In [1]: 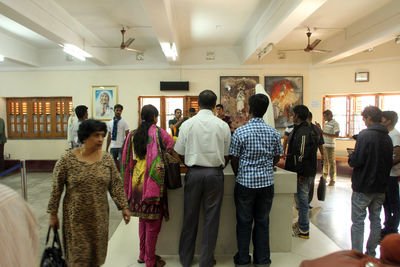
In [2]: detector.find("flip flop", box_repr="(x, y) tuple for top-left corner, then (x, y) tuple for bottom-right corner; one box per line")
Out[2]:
(137, 255), (162, 264)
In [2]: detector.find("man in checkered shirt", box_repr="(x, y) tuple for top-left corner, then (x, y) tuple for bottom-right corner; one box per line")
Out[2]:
(230, 94), (283, 267)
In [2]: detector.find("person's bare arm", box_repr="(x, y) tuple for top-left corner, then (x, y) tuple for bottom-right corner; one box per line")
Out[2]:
(273, 155), (280, 166)
(106, 133), (111, 152)
(323, 131), (340, 138)
(231, 156), (239, 176)
(393, 146), (400, 166)
(170, 117), (184, 130)
(282, 136), (289, 154)
(318, 145), (324, 157)
(224, 155), (230, 168)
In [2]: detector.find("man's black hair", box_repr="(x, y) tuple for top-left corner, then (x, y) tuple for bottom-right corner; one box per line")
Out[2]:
(114, 104), (123, 110)
(75, 105), (88, 120)
(249, 94), (269, 118)
(307, 112), (313, 120)
(174, 108), (182, 114)
(293, 105), (309, 121)
(382, 111), (398, 126)
(361, 106), (382, 123)
(323, 110), (332, 117)
(216, 104), (224, 110)
(189, 108), (196, 113)
(198, 90), (217, 109)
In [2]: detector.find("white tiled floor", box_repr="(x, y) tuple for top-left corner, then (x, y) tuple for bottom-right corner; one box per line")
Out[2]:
(103, 218), (340, 267)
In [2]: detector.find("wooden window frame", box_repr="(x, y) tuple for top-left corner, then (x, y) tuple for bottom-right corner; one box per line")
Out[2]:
(323, 92), (400, 138)
(6, 97), (72, 139)
(138, 96), (199, 129)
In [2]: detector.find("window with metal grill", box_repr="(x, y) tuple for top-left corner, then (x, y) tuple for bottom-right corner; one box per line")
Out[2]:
(6, 97), (73, 138)
(323, 93), (400, 138)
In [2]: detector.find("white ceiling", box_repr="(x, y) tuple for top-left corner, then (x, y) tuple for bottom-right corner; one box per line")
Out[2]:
(0, 0), (398, 69)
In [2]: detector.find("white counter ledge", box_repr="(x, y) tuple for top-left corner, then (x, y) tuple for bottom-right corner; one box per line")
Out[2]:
(156, 165), (297, 255)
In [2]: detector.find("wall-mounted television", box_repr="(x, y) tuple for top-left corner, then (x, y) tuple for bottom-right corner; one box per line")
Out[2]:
(160, 81), (189, 91)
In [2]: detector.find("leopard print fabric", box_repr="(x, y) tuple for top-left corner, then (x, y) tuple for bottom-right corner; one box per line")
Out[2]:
(47, 150), (128, 267)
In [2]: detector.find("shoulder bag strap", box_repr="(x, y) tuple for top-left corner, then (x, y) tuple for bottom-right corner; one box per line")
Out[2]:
(157, 127), (166, 152)
(45, 226), (51, 245)
(52, 228), (62, 248)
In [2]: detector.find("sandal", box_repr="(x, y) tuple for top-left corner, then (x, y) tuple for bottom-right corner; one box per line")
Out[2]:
(154, 258), (166, 267)
(137, 255), (162, 264)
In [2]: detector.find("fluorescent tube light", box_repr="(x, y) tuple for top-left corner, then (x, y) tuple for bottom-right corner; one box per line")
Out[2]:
(257, 43), (273, 60)
(0, 55), (4, 62)
(63, 44), (92, 61)
(161, 42), (178, 61)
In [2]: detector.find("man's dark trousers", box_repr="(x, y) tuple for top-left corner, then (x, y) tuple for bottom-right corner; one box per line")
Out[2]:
(234, 182), (274, 267)
(383, 176), (400, 234)
(179, 166), (224, 267)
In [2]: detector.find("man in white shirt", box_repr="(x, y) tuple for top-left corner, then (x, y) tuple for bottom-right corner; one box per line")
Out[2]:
(69, 105), (88, 148)
(381, 111), (400, 238)
(321, 110), (340, 186)
(175, 90), (231, 267)
(67, 107), (77, 148)
(106, 104), (129, 168)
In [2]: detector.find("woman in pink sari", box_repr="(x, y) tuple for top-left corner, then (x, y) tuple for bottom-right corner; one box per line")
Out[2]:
(122, 105), (174, 267)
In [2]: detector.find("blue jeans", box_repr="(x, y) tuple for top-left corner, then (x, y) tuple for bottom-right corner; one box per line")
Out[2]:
(383, 176), (400, 234)
(110, 147), (123, 166)
(294, 176), (311, 232)
(351, 191), (385, 256)
(234, 183), (274, 267)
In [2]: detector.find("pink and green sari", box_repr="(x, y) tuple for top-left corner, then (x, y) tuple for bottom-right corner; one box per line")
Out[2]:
(122, 124), (173, 219)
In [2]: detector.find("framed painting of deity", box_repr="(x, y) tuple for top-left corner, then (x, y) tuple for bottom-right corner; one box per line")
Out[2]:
(264, 76), (303, 128)
(220, 76), (259, 129)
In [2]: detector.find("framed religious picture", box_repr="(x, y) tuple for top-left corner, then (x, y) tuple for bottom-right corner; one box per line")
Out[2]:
(220, 76), (259, 129)
(91, 85), (118, 120)
(264, 76), (303, 128)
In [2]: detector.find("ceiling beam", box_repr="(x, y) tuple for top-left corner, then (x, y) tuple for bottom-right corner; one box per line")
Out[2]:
(0, 0), (110, 65)
(0, 30), (39, 66)
(141, 0), (181, 64)
(312, 1), (400, 65)
(241, 0), (327, 64)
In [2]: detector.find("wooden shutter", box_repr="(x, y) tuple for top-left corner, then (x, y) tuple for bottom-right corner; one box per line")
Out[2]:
(6, 97), (72, 138)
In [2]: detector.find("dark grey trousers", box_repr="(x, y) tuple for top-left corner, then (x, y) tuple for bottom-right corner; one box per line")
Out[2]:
(179, 166), (224, 267)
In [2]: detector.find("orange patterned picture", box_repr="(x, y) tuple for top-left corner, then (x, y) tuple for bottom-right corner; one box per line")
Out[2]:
(265, 76), (303, 128)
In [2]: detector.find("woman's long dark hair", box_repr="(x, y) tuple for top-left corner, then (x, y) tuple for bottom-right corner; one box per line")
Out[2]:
(133, 105), (159, 159)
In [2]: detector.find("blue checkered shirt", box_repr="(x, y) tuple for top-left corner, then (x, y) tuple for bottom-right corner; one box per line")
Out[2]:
(230, 118), (283, 188)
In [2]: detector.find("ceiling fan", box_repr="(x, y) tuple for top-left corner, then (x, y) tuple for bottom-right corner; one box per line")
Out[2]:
(280, 28), (331, 53)
(119, 27), (143, 52)
(93, 27), (143, 52)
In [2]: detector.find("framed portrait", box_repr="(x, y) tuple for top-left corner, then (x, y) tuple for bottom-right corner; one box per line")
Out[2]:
(264, 76), (303, 128)
(220, 76), (259, 129)
(91, 85), (118, 120)
(355, 72), (369, 82)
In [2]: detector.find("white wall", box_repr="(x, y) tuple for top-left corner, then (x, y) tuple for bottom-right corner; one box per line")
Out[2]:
(0, 66), (308, 159)
(308, 59), (400, 155)
(1, 58), (399, 160)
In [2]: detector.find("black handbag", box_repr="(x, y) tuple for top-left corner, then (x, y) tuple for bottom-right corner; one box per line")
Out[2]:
(40, 227), (66, 267)
(158, 129), (182, 189)
(317, 176), (326, 201)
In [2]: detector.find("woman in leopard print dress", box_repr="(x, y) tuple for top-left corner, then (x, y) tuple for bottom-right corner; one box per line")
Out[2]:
(48, 119), (130, 267)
